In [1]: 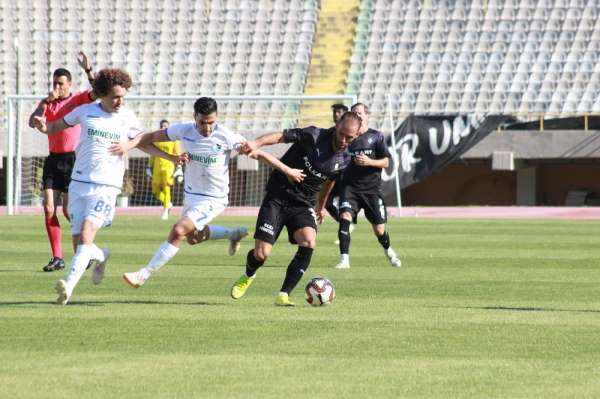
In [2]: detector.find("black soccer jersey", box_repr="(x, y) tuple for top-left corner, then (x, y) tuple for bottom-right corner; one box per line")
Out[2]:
(264, 126), (352, 206)
(341, 128), (390, 193)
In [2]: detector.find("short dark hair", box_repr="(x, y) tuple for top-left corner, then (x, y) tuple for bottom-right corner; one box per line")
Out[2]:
(331, 103), (348, 112)
(194, 97), (218, 115)
(159, 119), (169, 125)
(351, 102), (369, 114)
(92, 68), (132, 97)
(53, 68), (72, 82)
(339, 111), (362, 126)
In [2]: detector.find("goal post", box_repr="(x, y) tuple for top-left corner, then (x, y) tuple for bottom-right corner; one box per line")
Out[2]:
(4, 94), (357, 215)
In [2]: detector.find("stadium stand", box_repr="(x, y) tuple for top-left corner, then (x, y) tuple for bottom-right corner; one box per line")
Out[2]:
(0, 0), (319, 133)
(346, 0), (600, 130)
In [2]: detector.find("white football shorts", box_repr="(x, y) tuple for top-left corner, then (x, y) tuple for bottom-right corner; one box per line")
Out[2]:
(68, 181), (120, 234)
(182, 194), (227, 231)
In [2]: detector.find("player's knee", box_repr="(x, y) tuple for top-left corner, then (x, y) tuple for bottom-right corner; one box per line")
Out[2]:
(43, 203), (55, 217)
(372, 223), (385, 236)
(172, 223), (189, 240)
(340, 212), (353, 221)
(296, 238), (316, 248)
(253, 246), (271, 262)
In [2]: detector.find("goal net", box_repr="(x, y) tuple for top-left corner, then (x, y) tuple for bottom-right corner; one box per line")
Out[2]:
(4, 94), (356, 214)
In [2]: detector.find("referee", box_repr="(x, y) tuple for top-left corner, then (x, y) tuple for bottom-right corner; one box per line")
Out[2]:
(27, 52), (96, 272)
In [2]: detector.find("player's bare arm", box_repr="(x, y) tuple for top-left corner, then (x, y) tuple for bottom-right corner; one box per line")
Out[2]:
(28, 90), (59, 128)
(240, 132), (285, 153)
(248, 149), (306, 183)
(108, 129), (169, 155)
(139, 143), (188, 165)
(31, 116), (70, 135)
(354, 154), (389, 169)
(315, 180), (336, 224)
(77, 51), (98, 100)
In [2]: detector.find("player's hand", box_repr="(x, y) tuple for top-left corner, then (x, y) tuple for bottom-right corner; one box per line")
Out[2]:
(354, 154), (372, 167)
(240, 140), (258, 154)
(172, 165), (184, 183)
(284, 167), (306, 184)
(316, 208), (326, 224)
(77, 51), (91, 71)
(108, 141), (133, 156)
(145, 167), (152, 179)
(31, 116), (47, 132)
(173, 153), (189, 165)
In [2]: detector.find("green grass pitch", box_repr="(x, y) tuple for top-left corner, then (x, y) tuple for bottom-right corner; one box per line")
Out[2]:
(1, 215), (600, 398)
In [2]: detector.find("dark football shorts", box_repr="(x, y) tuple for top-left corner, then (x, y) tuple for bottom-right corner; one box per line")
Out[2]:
(42, 152), (76, 193)
(254, 194), (318, 245)
(339, 190), (387, 225)
(325, 191), (340, 222)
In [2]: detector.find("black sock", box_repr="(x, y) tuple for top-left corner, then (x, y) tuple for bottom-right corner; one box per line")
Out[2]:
(280, 247), (314, 294)
(245, 249), (264, 277)
(377, 231), (391, 250)
(338, 219), (351, 254)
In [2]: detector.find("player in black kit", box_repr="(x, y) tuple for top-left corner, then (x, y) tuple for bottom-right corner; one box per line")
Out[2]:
(324, 104), (355, 239)
(335, 103), (401, 269)
(230, 112), (361, 306)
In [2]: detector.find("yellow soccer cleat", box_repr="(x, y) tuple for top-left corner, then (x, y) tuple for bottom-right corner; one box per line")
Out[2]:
(230, 274), (254, 299)
(274, 292), (295, 307)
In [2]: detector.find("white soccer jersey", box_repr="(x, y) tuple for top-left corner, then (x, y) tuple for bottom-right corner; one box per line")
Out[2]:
(64, 103), (143, 189)
(166, 122), (245, 199)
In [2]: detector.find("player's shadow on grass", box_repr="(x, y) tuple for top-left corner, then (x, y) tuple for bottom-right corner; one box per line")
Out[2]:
(456, 305), (600, 314)
(0, 300), (223, 307)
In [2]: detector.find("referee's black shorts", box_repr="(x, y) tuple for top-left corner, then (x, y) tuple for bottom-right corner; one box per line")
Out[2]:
(42, 152), (75, 193)
(253, 194), (318, 245)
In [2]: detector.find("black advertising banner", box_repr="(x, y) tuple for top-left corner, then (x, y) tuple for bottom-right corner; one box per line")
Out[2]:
(381, 114), (515, 193)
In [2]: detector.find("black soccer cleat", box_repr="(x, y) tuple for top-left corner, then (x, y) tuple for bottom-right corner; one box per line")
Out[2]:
(42, 257), (65, 272)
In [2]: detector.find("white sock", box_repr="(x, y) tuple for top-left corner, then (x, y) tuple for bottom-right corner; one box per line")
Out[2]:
(142, 241), (179, 276)
(89, 244), (106, 262)
(65, 244), (93, 292)
(340, 254), (350, 263)
(208, 225), (234, 240)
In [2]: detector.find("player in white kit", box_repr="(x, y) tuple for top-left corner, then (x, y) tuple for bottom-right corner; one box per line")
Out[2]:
(117, 97), (305, 288)
(32, 68), (186, 305)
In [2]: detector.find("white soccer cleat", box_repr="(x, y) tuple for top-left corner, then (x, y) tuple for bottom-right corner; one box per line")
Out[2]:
(91, 248), (110, 285)
(160, 203), (173, 220)
(334, 260), (350, 269)
(385, 248), (402, 268)
(228, 227), (248, 256)
(160, 208), (169, 220)
(122, 271), (147, 288)
(55, 279), (72, 305)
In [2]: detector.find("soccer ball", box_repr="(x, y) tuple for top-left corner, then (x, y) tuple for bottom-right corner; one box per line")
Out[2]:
(305, 277), (335, 306)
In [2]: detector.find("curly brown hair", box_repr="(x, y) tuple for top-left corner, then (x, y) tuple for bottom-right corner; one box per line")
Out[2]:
(92, 68), (133, 97)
